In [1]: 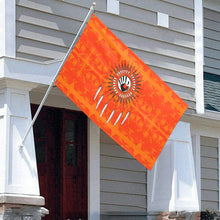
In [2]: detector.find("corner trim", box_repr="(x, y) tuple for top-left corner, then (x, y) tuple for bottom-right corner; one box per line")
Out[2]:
(195, 0), (204, 114)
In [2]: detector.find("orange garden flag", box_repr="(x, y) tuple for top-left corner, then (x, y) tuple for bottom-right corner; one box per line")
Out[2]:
(55, 14), (188, 170)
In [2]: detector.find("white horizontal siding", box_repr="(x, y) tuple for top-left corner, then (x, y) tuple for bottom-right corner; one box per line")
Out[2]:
(201, 136), (219, 211)
(16, 0), (195, 113)
(100, 131), (147, 213)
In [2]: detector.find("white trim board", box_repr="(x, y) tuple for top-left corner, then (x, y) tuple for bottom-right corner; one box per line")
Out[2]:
(192, 135), (201, 210)
(0, 57), (61, 86)
(88, 119), (100, 220)
(195, 0), (204, 114)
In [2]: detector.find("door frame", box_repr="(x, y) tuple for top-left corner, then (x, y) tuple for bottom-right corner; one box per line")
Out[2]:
(87, 119), (100, 220)
(31, 104), (101, 220)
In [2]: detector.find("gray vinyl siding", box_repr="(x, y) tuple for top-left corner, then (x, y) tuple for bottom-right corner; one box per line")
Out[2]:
(204, 8), (220, 112)
(16, 0), (195, 113)
(201, 136), (219, 211)
(204, 8), (220, 76)
(100, 130), (147, 214)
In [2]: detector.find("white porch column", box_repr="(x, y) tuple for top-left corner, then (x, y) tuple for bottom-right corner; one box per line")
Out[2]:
(0, 85), (45, 219)
(88, 119), (100, 220)
(0, 87), (39, 195)
(148, 121), (199, 212)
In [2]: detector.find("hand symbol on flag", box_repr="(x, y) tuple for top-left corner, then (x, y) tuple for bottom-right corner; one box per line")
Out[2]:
(93, 62), (142, 127)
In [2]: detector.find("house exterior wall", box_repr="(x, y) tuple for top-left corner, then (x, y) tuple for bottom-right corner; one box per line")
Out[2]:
(100, 131), (147, 214)
(0, 0), (218, 218)
(200, 136), (219, 210)
(16, 0), (196, 114)
(15, 1), (198, 215)
(201, 4), (220, 213)
(204, 7), (220, 112)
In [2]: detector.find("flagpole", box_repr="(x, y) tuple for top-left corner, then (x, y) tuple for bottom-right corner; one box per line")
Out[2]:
(19, 2), (96, 148)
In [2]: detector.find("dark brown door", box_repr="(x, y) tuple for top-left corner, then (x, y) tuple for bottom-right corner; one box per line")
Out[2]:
(32, 106), (88, 220)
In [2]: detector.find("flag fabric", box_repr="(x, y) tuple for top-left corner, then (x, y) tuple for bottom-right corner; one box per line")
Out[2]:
(55, 14), (188, 170)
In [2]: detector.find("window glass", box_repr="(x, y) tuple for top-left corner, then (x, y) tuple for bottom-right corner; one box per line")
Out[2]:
(65, 119), (78, 143)
(65, 143), (77, 166)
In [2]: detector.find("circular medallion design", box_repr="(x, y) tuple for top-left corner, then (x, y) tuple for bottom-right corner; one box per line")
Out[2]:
(106, 62), (142, 104)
